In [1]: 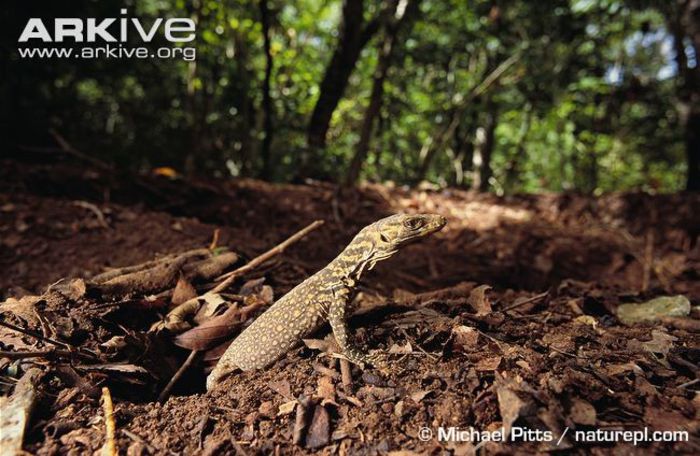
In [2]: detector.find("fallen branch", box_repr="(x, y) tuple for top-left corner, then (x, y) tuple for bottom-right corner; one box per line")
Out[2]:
(73, 200), (109, 229)
(49, 128), (112, 171)
(212, 220), (324, 294)
(0, 349), (76, 359)
(90, 248), (241, 299)
(158, 350), (201, 403)
(91, 248), (211, 284)
(501, 291), (549, 313)
(339, 359), (353, 393)
(91, 251), (205, 296)
(0, 368), (42, 455)
(0, 320), (99, 361)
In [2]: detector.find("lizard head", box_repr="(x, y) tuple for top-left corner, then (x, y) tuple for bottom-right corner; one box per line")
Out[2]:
(369, 213), (447, 255)
(339, 213), (447, 277)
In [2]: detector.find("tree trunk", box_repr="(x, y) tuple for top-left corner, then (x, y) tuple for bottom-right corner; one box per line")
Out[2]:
(504, 106), (531, 191)
(232, 29), (256, 176)
(449, 112), (477, 187)
(687, 109), (700, 191)
(345, 0), (421, 185)
(682, 0), (700, 190)
(668, 0), (700, 190)
(472, 100), (498, 192)
(184, 0), (202, 176)
(259, 0), (274, 179)
(302, 0), (381, 176)
(413, 52), (519, 183)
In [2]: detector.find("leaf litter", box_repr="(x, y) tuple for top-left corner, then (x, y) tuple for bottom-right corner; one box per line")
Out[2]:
(0, 171), (698, 454)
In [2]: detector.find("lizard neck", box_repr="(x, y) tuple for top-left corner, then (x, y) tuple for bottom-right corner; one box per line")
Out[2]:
(327, 233), (395, 284)
(327, 252), (368, 285)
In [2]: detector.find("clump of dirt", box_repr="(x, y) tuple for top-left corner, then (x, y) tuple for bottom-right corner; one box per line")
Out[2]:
(0, 160), (699, 454)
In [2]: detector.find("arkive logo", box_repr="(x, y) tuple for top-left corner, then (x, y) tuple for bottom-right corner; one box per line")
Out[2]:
(18, 9), (195, 43)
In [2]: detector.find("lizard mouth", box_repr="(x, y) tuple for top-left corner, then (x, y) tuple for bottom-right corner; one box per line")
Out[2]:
(420, 214), (447, 233)
(430, 215), (448, 232)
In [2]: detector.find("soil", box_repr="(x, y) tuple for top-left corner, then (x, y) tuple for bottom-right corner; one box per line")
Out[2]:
(1, 158), (698, 454)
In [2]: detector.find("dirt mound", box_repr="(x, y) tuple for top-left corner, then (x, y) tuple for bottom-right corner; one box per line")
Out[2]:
(1, 161), (698, 454)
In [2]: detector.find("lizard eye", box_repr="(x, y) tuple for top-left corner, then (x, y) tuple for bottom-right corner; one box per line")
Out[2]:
(380, 233), (391, 243)
(403, 218), (424, 230)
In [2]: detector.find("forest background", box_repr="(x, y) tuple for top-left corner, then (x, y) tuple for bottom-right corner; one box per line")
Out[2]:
(3, 0), (699, 193)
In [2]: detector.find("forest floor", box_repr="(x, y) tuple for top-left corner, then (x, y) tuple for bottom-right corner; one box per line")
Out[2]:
(1, 158), (699, 455)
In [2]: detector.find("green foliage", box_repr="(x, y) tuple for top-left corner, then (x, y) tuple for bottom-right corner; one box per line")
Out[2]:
(5, 0), (688, 192)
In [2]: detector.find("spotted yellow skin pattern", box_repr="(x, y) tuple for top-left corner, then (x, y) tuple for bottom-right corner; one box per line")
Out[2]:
(206, 213), (446, 390)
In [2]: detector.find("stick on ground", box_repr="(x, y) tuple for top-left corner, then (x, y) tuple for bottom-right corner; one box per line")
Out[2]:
(158, 350), (201, 403)
(101, 387), (117, 456)
(211, 220), (324, 294)
(0, 321), (99, 361)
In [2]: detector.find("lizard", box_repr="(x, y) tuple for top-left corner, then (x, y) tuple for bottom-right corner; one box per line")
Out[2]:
(206, 213), (447, 390)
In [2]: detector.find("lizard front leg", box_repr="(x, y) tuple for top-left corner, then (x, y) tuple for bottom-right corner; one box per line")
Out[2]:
(328, 298), (385, 368)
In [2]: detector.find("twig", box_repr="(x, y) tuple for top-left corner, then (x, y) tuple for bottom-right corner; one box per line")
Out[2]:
(398, 328), (438, 361)
(212, 220), (324, 294)
(677, 378), (699, 389)
(0, 320), (99, 361)
(501, 291), (549, 312)
(209, 228), (221, 250)
(340, 359), (353, 393)
(158, 350), (200, 403)
(549, 345), (586, 359)
(0, 349), (73, 359)
(101, 387), (117, 456)
(49, 128), (111, 170)
(73, 200), (109, 229)
(230, 435), (250, 456)
(121, 429), (158, 454)
(659, 316), (700, 332)
(313, 363), (341, 380)
(642, 230), (653, 291)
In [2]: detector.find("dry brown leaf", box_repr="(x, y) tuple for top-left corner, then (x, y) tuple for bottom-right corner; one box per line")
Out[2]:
(175, 304), (250, 351)
(100, 336), (127, 352)
(627, 330), (677, 356)
(268, 380), (292, 400)
(66, 279), (87, 300)
(317, 376), (336, 402)
(278, 400), (297, 416)
(495, 374), (527, 439)
(467, 284), (492, 315)
(569, 398), (596, 425)
(193, 293), (228, 324)
(78, 363), (150, 374)
(515, 359), (531, 371)
(451, 325), (479, 351)
(0, 295), (42, 326)
(302, 337), (337, 353)
(409, 390), (432, 403)
(392, 289), (416, 302)
(475, 356), (502, 371)
(259, 285), (274, 305)
(171, 276), (197, 306)
(388, 342), (413, 354)
(239, 278), (266, 296)
(305, 404), (331, 449)
(604, 362), (642, 376)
